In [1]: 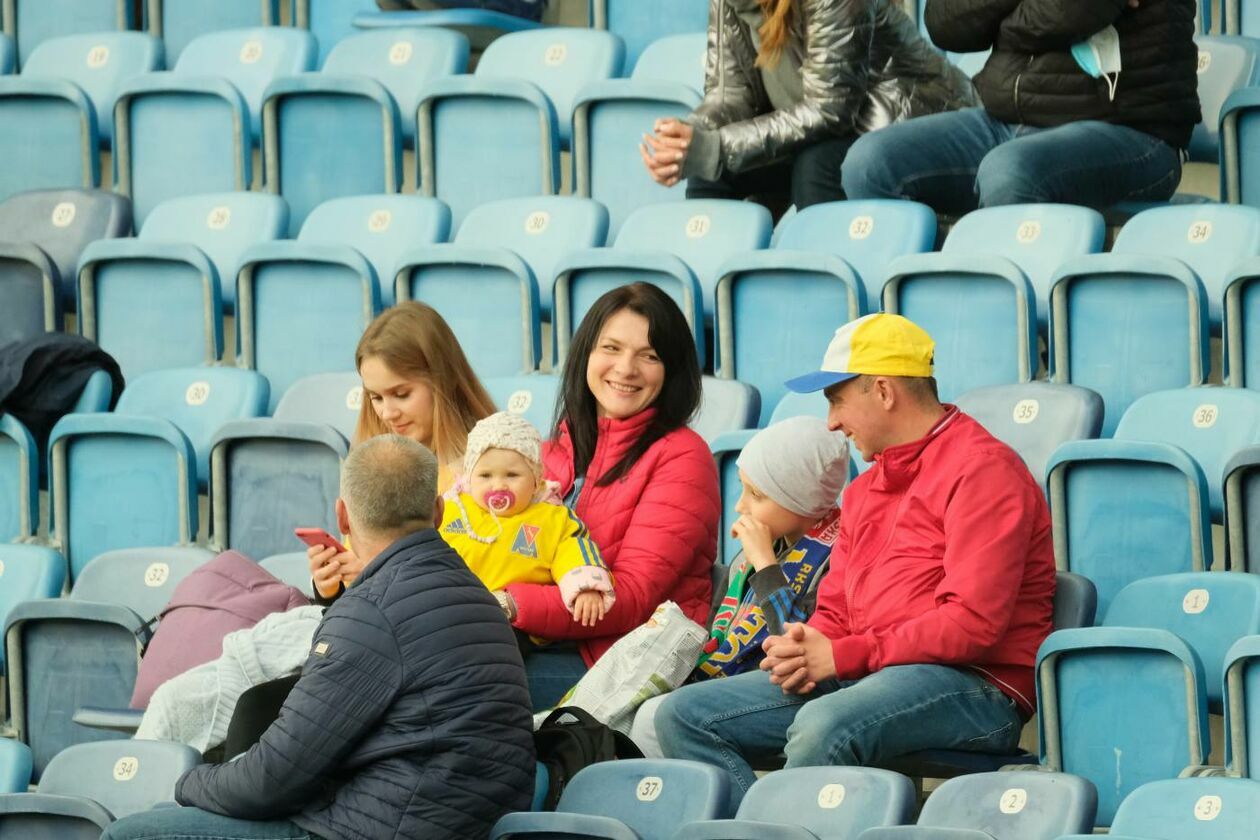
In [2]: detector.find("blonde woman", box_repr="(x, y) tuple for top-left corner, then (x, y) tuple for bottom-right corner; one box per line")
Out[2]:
(309, 302), (497, 601)
(641, 0), (975, 209)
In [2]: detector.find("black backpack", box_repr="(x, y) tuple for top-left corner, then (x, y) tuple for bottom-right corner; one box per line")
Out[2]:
(533, 706), (643, 810)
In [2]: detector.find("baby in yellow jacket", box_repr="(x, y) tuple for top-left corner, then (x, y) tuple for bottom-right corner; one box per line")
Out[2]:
(442, 411), (614, 626)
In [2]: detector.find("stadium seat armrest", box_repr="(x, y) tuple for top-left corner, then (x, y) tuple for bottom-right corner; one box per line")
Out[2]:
(0, 792), (115, 828)
(573, 79), (702, 110)
(490, 811), (641, 840)
(674, 818), (820, 839)
(73, 705), (146, 733)
(709, 429), (758, 458)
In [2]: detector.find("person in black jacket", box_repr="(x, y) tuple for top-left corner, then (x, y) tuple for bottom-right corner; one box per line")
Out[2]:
(104, 435), (536, 840)
(839, 0), (1201, 211)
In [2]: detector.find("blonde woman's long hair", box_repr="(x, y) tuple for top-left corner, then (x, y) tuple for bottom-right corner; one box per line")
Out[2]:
(757, 0), (795, 68)
(354, 302), (496, 467)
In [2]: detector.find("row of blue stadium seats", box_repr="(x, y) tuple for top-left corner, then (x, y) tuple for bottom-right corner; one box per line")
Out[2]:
(2, 23), (1256, 233)
(10, 185), (1260, 437)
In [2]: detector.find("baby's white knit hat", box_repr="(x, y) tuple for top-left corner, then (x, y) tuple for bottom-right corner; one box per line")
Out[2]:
(463, 411), (543, 478)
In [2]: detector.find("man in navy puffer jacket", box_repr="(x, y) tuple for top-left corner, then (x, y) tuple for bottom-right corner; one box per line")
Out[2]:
(105, 435), (536, 840)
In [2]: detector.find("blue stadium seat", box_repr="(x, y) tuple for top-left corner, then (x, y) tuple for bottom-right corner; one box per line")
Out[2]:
(490, 758), (731, 839)
(0, 545), (66, 676)
(857, 772), (1096, 840)
(1047, 387), (1260, 614)
(555, 199), (773, 367)
(114, 27), (316, 224)
(592, 0), (708, 75)
(0, 739), (31, 794)
(1225, 446), (1260, 572)
(1191, 37), (1260, 168)
(676, 766), (915, 840)
(0, 414), (38, 541)
(297, 0), (379, 65)
(1058, 778), (1260, 840)
(417, 28), (623, 224)
(0, 78), (98, 201)
(209, 373), (362, 560)
(692, 377), (760, 444)
(146, 0), (280, 64)
(321, 28), (468, 147)
(73, 369), (115, 413)
(709, 392), (835, 565)
(78, 193), (288, 379)
(260, 551), (315, 597)
(573, 33), (706, 234)
(1036, 626), (1210, 825)
(884, 205), (1104, 399)
(71, 546), (214, 623)
(237, 197), (450, 408)
(0, 33), (13, 73)
(1222, 248), (1260, 388)
(1050, 206), (1260, 434)
(948, 49), (991, 78)
(49, 367), (269, 580)
(15, 33), (162, 146)
(0, 739), (201, 834)
(0, 187), (132, 319)
(396, 197), (607, 374)
(716, 201), (936, 424)
(0, 0), (133, 68)
(954, 382), (1104, 485)
(1106, 572), (1260, 712)
(1226, 0), (1260, 36)
(483, 374), (561, 436)
(260, 78), (401, 237)
(3, 599), (150, 779)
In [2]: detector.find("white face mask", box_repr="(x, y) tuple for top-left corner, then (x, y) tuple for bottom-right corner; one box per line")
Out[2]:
(1071, 25), (1122, 101)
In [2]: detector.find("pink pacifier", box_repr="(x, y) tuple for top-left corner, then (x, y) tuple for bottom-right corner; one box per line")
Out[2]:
(486, 490), (516, 513)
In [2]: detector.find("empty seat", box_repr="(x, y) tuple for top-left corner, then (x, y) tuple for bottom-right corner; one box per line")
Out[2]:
(209, 373), (364, 560)
(691, 377), (760, 444)
(490, 758), (731, 839)
(573, 33), (706, 234)
(396, 196), (607, 374)
(677, 766), (915, 839)
(0, 739), (31, 794)
(0, 188), (132, 325)
(0, 739), (201, 835)
(717, 201), (936, 423)
(417, 28), (623, 224)
(78, 192), (289, 379)
(1192, 36), (1260, 168)
(114, 27), (317, 224)
(483, 374), (561, 436)
(1226, 446), (1260, 572)
(1035, 626), (1210, 824)
(954, 382), (1103, 484)
(147, 0), (281, 64)
(236, 196), (451, 409)
(1050, 205), (1260, 434)
(0, 545), (66, 677)
(1047, 386), (1260, 614)
(296, 0), (380, 65)
(259, 551), (316, 597)
(556, 199), (773, 366)
(321, 28), (468, 147)
(49, 367), (269, 579)
(4, 599), (150, 778)
(594, 0), (708, 74)
(883, 204), (1105, 399)
(1057, 777), (1260, 840)
(71, 546), (214, 623)
(0, 415), (37, 541)
(857, 772), (1097, 840)
(1, 0), (134, 68)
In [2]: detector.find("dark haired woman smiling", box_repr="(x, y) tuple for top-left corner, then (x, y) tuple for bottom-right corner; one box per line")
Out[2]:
(495, 283), (720, 709)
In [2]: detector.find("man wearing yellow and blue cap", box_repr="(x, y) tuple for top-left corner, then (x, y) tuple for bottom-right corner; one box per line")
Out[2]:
(657, 314), (1055, 799)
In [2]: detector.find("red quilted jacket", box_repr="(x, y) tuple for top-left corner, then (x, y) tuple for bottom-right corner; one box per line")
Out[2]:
(507, 408), (719, 665)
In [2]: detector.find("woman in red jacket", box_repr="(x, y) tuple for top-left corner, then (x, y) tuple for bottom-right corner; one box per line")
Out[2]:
(496, 283), (721, 710)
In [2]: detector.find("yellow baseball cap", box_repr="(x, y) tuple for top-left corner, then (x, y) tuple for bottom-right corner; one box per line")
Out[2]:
(785, 313), (935, 393)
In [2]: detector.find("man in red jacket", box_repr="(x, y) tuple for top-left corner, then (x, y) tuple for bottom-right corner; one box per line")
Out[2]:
(656, 313), (1055, 799)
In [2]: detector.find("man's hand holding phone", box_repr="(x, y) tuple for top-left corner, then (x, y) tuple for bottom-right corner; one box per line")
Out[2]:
(297, 528), (363, 599)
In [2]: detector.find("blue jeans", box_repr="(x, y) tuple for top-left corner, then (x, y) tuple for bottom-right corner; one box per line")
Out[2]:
(841, 107), (1183, 212)
(523, 644), (588, 711)
(101, 807), (316, 839)
(656, 665), (1023, 803)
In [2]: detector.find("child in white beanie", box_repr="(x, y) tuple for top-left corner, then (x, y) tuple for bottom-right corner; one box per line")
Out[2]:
(442, 411), (615, 626)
